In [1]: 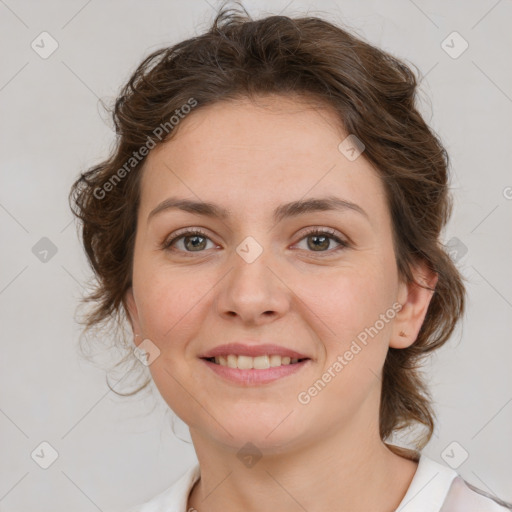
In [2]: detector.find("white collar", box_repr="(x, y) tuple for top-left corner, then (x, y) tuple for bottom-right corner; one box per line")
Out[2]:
(395, 454), (458, 512)
(129, 453), (459, 512)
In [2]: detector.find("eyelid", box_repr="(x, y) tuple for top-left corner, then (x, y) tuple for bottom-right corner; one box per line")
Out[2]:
(297, 225), (345, 240)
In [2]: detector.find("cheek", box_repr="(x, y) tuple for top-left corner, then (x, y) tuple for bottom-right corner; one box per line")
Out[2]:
(135, 268), (206, 343)
(296, 261), (397, 342)
(295, 268), (394, 415)
(295, 260), (397, 405)
(132, 251), (231, 371)
(132, 264), (211, 418)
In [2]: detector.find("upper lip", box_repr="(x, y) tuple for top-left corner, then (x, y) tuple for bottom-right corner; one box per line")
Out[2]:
(199, 343), (310, 359)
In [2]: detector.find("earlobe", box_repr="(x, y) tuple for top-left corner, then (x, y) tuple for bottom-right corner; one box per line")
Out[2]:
(390, 261), (438, 349)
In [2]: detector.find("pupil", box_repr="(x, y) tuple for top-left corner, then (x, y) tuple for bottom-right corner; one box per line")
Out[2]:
(308, 235), (328, 251)
(187, 235), (206, 251)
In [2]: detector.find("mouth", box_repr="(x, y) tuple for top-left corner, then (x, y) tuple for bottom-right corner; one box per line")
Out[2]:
(200, 355), (312, 386)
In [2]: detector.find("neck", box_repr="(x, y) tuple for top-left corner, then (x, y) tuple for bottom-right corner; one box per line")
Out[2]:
(187, 419), (418, 512)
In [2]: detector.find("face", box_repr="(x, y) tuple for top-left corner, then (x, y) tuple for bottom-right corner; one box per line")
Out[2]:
(125, 95), (436, 455)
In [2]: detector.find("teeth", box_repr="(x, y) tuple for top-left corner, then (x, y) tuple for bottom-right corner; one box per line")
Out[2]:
(213, 354), (302, 369)
(237, 355), (254, 369)
(270, 355), (283, 367)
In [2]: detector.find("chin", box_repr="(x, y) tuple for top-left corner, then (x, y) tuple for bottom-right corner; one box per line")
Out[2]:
(200, 414), (311, 455)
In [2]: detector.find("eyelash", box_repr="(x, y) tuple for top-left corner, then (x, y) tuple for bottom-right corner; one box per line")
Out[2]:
(161, 227), (349, 256)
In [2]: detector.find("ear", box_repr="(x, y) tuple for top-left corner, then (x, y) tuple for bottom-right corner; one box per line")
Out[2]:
(390, 260), (438, 349)
(124, 287), (142, 347)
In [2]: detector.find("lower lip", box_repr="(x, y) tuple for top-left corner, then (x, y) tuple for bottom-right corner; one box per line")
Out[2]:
(200, 358), (311, 385)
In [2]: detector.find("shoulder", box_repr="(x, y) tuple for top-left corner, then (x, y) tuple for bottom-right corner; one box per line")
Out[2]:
(106, 463), (201, 512)
(396, 454), (512, 512)
(440, 476), (512, 512)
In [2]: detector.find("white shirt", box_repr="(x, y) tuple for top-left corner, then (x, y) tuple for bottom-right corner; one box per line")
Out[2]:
(120, 454), (511, 511)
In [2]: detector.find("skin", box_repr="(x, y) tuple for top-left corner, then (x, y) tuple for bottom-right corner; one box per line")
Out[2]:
(125, 95), (438, 512)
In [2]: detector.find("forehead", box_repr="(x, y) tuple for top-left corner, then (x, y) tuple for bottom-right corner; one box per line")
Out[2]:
(146, 95), (346, 167)
(138, 96), (388, 226)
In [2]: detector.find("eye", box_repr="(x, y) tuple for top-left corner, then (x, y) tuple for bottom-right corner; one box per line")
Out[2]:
(162, 228), (217, 254)
(161, 227), (349, 256)
(293, 227), (348, 254)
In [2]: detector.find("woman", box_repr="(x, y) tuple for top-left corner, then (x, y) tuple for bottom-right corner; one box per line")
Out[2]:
(70, 4), (512, 511)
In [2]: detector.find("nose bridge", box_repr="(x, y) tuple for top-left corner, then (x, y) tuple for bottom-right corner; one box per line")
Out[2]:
(215, 233), (288, 323)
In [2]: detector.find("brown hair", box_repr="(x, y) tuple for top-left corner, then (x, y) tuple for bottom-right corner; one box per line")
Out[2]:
(70, 2), (465, 453)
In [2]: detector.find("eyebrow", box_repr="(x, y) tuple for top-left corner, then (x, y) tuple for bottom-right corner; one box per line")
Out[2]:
(147, 195), (369, 224)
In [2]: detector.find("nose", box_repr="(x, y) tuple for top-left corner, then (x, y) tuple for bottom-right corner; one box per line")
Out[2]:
(214, 244), (290, 326)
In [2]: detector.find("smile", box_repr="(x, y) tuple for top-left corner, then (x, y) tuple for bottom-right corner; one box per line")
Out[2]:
(200, 356), (311, 386)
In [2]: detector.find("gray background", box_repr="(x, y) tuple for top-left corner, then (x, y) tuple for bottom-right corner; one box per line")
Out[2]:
(1, 0), (511, 510)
